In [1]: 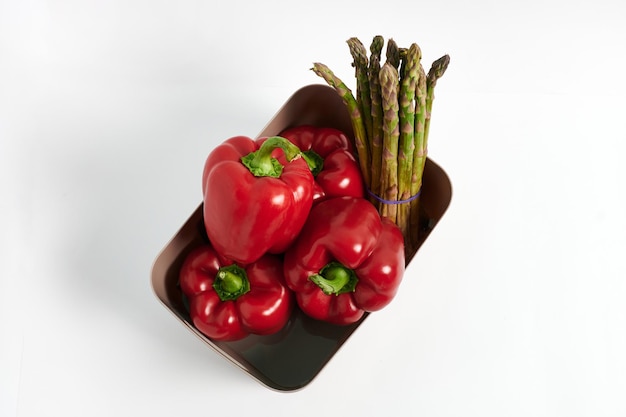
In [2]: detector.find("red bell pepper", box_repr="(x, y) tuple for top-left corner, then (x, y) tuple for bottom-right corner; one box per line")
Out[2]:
(179, 244), (294, 341)
(275, 125), (364, 202)
(283, 196), (405, 325)
(202, 135), (314, 264)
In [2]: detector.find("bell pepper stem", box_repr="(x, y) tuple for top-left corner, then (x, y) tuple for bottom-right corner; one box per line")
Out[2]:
(301, 149), (324, 177)
(213, 264), (250, 301)
(241, 136), (304, 178)
(309, 261), (358, 296)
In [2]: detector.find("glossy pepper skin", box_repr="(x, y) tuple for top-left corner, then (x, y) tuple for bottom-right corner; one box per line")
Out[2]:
(283, 196), (405, 325)
(202, 135), (314, 264)
(274, 125), (364, 202)
(179, 244), (294, 341)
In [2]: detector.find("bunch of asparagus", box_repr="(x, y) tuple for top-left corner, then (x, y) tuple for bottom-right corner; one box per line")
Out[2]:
(312, 36), (449, 254)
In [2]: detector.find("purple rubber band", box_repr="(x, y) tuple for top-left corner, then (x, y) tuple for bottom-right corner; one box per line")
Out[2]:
(366, 189), (421, 205)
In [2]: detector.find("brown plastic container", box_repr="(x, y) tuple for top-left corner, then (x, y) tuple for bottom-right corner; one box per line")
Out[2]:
(151, 84), (452, 392)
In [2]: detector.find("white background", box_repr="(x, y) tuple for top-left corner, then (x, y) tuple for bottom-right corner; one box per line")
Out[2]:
(2, 1), (625, 416)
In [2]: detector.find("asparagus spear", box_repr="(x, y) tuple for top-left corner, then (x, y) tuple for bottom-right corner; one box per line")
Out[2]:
(347, 37), (373, 145)
(311, 62), (371, 188)
(409, 65), (428, 251)
(412, 65), (428, 194)
(378, 61), (400, 222)
(424, 54), (451, 151)
(409, 55), (450, 249)
(368, 35), (385, 207)
(396, 43), (421, 238)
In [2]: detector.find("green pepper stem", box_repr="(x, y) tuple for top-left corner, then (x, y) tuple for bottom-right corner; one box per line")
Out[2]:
(241, 136), (303, 178)
(309, 261), (358, 296)
(213, 264), (250, 301)
(301, 149), (324, 177)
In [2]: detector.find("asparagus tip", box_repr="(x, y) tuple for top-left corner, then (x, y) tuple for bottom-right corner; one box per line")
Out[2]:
(370, 35), (384, 54)
(347, 37), (368, 66)
(427, 54), (451, 82)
